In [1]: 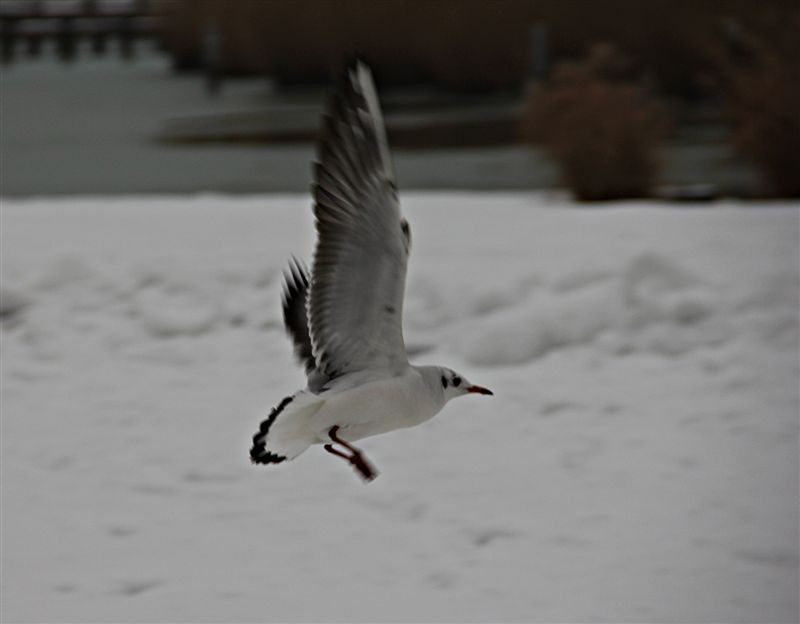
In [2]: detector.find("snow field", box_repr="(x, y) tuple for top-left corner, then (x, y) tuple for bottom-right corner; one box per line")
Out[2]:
(1, 193), (798, 622)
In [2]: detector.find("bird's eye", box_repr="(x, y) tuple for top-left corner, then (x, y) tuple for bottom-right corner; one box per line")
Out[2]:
(452, 376), (461, 387)
(441, 375), (447, 388)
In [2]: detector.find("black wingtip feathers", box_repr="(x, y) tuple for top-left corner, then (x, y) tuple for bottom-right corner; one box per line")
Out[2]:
(249, 395), (294, 466)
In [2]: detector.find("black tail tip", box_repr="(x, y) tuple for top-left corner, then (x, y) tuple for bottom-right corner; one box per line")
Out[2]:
(250, 446), (287, 466)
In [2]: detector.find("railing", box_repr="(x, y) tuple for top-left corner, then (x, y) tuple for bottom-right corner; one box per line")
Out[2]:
(1, 0), (163, 62)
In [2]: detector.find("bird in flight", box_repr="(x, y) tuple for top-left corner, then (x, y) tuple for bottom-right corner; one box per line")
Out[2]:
(250, 60), (493, 482)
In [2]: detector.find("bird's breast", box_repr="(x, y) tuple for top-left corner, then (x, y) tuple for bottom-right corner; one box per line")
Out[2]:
(310, 370), (443, 442)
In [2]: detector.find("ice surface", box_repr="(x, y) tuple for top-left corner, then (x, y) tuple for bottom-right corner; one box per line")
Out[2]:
(1, 193), (798, 622)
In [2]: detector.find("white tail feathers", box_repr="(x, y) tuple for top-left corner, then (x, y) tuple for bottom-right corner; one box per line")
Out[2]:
(250, 391), (322, 465)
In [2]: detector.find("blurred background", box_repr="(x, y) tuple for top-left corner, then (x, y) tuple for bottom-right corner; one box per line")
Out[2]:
(2, 2), (799, 623)
(2, 0), (798, 198)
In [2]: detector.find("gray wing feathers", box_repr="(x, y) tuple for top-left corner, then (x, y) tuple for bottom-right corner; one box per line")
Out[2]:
(281, 257), (315, 375)
(309, 60), (409, 380)
(353, 61), (395, 183)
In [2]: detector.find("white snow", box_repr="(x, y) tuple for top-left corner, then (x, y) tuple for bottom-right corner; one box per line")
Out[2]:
(1, 192), (798, 623)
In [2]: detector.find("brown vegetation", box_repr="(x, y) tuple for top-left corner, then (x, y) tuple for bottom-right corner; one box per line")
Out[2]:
(520, 44), (670, 201)
(706, 9), (800, 197)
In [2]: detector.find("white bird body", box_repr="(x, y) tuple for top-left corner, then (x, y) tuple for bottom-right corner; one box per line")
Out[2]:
(250, 60), (491, 481)
(310, 367), (444, 442)
(256, 367), (447, 462)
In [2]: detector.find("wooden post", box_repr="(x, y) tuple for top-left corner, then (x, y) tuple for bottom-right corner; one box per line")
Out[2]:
(91, 22), (108, 56)
(26, 27), (43, 58)
(56, 17), (77, 62)
(202, 18), (222, 96)
(83, 0), (104, 55)
(528, 23), (549, 81)
(1, 17), (17, 63)
(119, 16), (133, 59)
(26, 0), (44, 58)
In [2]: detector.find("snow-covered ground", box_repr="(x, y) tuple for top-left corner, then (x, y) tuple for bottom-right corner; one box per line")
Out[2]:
(1, 193), (798, 623)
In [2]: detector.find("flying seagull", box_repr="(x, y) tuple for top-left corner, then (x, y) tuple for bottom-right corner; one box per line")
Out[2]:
(250, 60), (492, 482)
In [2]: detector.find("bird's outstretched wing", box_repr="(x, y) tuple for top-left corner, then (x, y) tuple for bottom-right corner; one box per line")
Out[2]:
(281, 257), (315, 375)
(309, 60), (409, 380)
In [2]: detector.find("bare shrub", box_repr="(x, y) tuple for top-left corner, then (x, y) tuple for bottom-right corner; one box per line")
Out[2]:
(707, 11), (800, 197)
(521, 44), (670, 201)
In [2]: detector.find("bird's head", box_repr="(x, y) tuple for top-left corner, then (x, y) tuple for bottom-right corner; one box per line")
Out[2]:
(438, 367), (493, 402)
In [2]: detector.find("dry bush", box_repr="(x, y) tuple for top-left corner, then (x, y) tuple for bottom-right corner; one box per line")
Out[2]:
(707, 10), (800, 197)
(521, 44), (670, 201)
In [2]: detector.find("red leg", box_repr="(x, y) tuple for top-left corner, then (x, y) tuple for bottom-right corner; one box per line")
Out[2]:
(329, 425), (359, 454)
(324, 444), (351, 461)
(325, 427), (378, 482)
(350, 453), (378, 482)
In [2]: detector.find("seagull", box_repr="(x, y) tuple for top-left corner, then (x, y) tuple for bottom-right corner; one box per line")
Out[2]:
(249, 60), (493, 482)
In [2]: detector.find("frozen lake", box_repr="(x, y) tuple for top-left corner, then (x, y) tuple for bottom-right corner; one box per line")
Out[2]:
(1, 44), (761, 197)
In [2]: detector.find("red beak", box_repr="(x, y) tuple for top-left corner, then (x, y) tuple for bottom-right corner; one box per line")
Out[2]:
(467, 385), (493, 396)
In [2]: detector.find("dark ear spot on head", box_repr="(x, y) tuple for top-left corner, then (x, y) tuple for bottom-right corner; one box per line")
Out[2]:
(452, 376), (461, 387)
(441, 375), (447, 389)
